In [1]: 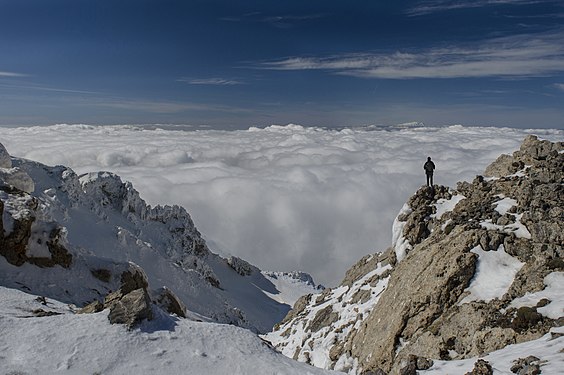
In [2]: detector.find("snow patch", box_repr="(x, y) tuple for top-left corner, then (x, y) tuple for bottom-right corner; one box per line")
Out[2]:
(460, 245), (524, 304)
(509, 272), (564, 320)
(392, 203), (412, 262)
(431, 193), (465, 219)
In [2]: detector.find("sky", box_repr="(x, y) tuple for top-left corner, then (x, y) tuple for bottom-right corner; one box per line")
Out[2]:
(1, 124), (562, 286)
(0, 0), (563, 129)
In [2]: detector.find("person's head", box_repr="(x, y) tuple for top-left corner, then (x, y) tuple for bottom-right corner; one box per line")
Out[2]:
(427, 157), (431, 161)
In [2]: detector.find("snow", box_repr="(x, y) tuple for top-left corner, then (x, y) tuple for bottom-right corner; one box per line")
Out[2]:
(392, 203), (412, 262)
(509, 272), (564, 320)
(431, 193), (465, 219)
(421, 326), (564, 375)
(261, 271), (323, 306)
(480, 196), (531, 239)
(493, 196), (517, 215)
(460, 245), (524, 304)
(0, 286), (336, 375)
(264, 261), (392, 374)
(1, 124), (561, 286)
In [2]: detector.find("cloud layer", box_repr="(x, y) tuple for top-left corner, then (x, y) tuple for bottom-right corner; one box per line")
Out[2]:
(0, 124), (561, 286)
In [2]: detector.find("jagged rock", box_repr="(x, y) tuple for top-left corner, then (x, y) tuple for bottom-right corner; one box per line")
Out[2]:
(155, 287), (187, 318)
(510, 356), (541, 375)
(0, 143), (11, 168)
(227, 256), (258, 276)
(119, 266), (149, 294)
(0, 197), (72, 268)
(108, 288), (153, 329)
(465, 359), (493, 375)
(307, 305), (338, 332)
(78, 300), (104, 314)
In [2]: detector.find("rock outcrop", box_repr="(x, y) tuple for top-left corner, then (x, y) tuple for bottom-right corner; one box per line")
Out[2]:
(265, 136), (563, 374)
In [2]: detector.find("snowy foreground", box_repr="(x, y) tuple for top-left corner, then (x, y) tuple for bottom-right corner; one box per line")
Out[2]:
(0, 286), (335, 375)
(2, 285), (562, 375)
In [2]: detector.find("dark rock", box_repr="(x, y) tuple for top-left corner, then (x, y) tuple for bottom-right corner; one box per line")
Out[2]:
(32, 308), (62, 317)
(77, 300), (104, 314)
(511, 307), (543, 333)
(465, 359), (493, 375)
(155, 287), (187, 318)
(91, 268), (112, 283)
(510, 356), (541, 375)
(119, 267), (148, 294)
(108, 288), (153, 329)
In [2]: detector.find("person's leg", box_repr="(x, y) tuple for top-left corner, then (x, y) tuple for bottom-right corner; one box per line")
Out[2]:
(426, 174), (430, 186)
(430, 174), (433, 186)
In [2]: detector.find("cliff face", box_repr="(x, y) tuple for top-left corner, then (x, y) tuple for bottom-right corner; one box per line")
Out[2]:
(265, 135), (563, 374)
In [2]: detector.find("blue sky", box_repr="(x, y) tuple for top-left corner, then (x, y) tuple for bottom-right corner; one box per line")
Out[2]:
(1, 0), (563, 129)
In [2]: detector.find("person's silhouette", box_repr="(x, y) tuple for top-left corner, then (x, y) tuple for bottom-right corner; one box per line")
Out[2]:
(424, 157), (435, 186)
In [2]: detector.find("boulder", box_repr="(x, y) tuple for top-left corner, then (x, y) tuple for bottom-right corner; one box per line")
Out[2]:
(108, 288), (153, 328)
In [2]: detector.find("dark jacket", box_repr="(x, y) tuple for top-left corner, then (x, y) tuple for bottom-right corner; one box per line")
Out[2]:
(424, 160), (435, 174)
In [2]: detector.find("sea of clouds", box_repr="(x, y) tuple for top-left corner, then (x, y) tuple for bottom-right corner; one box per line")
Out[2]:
(0, 124), (561, 286)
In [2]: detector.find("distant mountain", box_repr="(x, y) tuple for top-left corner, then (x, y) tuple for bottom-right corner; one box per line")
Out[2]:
(264, 135), (564, 374)
(0, 142), (320, 334)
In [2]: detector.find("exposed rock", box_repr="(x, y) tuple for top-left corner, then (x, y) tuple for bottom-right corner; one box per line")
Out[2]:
(108, 288), (153, 329)
(510, 356), (541, 375)
(119, 266), (149, 295)
(307, 305), (338, 332)
(227, 256), (258, 276)
(154, 287), (187, 318)
(465, 359), (493, 375)
(0, 143), (11, 168)
(77, 300), (104, 314)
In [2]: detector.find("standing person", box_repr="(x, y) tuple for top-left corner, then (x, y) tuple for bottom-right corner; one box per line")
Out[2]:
(424, 157), (435, 186)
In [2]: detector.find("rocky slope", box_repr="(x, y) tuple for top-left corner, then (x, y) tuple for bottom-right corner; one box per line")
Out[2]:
(0, 142), (319, 333)
(264, 135), (563, 374)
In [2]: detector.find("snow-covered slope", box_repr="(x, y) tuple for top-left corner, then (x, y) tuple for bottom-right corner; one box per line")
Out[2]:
(0, 286), (336, 375)
(0, 142), (319, 333)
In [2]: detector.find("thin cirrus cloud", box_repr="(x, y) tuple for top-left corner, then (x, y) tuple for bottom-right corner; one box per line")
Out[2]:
(257, 31), (564, 80)
(406, 0), (549, 16)
(554, 83), (564, 91)
(178, 77), (245, 86)
(0, 71), (27, 77)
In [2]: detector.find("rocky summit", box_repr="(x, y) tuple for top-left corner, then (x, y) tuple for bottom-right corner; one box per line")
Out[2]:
(264, 135), (563, 374)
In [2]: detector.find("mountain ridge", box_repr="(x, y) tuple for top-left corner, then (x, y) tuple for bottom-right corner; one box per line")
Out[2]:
(0, 142), (320, 334)
(264, 135), (564, 374)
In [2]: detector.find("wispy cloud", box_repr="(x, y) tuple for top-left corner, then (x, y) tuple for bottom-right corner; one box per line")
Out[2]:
(0, 83), (99, 95)
(92, 98), (252, 115)
(257, 30), (564, 79)
(407, 0), (548, 16)
(220, 12), (326, 28)
(177, 77), (244, 86)
(554, 83), (564, 91)
(0, 71), (28, 77)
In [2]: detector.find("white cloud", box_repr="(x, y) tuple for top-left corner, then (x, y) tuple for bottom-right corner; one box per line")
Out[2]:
(178, 78), (245, 86)
(0, 124), (562, 286)
(407, 0), (548, 17)
(555, 83), (564, 91)
(258, 31), (564, 79)
(0, 71), (27, 77)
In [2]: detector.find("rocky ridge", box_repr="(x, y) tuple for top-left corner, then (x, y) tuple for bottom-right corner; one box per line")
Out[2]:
(264, 135), (563, 374)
